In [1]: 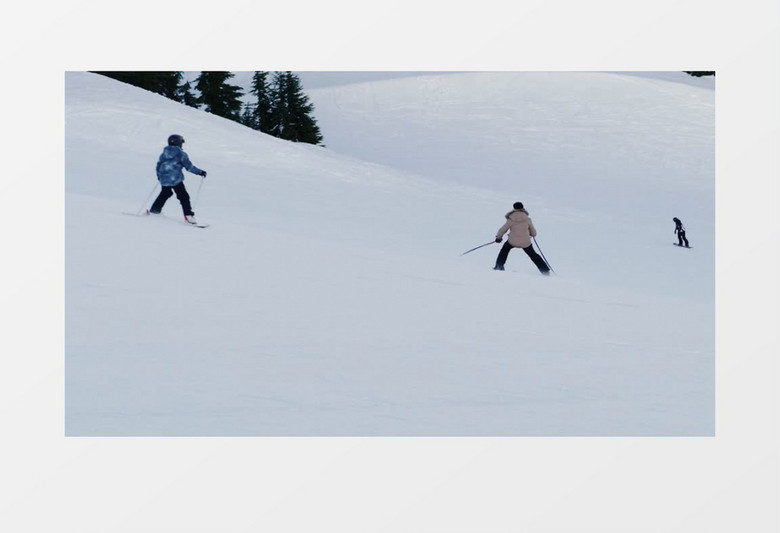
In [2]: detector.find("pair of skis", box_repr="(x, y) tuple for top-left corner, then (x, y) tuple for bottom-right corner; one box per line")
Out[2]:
(122, 211), (209, 229)
(126, 177), (209, 228)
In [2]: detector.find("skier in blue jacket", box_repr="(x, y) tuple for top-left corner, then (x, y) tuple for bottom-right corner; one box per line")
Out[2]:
(149, 134), (207, 224)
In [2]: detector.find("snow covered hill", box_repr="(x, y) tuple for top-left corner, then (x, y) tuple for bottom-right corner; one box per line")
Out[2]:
(65, 71), (714, 436)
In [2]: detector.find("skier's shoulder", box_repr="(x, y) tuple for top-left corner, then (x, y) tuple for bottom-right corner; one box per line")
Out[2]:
(505, 209), (530, 222)
(179, 147), (193, 162)
(162, 145), (187, 156)
(160, 145), (180, 158)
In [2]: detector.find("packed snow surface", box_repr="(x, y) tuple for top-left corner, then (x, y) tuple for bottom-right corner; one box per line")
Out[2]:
(65, 71), (714, 435)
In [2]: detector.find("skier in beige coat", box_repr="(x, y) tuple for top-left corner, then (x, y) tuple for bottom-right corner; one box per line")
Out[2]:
(493, 202), (550, 274)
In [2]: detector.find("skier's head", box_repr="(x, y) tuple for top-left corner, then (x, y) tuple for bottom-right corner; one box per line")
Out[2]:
(673, 217), (680, 223)
(168, 134), (185, 147)
(513, 202), (524, 210)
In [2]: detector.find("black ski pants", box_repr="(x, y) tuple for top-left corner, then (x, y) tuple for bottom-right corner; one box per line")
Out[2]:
(150, 182), (193, 216)
(495, 242), (550, 274)
(677, 230), (689, 247)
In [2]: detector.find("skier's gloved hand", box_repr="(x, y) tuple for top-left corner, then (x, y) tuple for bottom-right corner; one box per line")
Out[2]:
(200, 171), (207, 177)
(495, 237), (502, 243)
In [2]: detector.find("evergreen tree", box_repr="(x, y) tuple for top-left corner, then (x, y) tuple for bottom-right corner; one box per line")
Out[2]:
(194, 71), (245, 121)
(270, 71), (323, 145)
(93, 71), (184, 101)
(249, 71), (275, 134)
(156, 72), (183, 100)
(96, 70), (323, 143)
(177, 80), (199, 108)
(240, 102), (258, 129)
(269, 72), (290, 139)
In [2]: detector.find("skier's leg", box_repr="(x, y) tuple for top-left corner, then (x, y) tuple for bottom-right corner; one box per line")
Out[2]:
(150, 186), (173, 213)
(682, 231), (689, 247)
(172, 182), (193, 216)
(494, 242), (513, 270)
(523, 245), (550, 274)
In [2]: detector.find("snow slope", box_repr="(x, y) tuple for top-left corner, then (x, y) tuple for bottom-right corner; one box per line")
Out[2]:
(65, 71), (714, 436)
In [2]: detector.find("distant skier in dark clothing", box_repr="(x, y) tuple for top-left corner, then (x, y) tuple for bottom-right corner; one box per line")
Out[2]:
(149, 134), (207, 225)
(494, 202), (550, 275)
(673, 217), (689, 247)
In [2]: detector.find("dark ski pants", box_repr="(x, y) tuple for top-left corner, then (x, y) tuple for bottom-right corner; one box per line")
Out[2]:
(677, 230), (689, 247)
(495, 242), (550, 274)
(150, 182), (193, 217)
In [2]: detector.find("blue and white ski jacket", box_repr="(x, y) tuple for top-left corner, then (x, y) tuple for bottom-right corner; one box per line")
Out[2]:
(155, 146), (203, 187)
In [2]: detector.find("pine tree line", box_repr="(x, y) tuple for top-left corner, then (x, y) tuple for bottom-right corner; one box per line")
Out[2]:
(240, 72), (323, 145)
(93, 71), (323, 145)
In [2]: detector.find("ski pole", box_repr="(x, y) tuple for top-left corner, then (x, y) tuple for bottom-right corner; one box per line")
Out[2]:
(461, 241), (497, 256)
(192, 176), (205, 210)
(136, 182), (159, 215)
(532, 236), (555, 274)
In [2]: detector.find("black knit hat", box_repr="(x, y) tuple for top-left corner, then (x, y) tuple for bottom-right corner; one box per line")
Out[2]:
(513, 202), (524, 210)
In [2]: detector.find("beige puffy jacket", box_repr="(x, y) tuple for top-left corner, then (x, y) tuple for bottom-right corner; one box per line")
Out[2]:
(496, 209), (537, 248)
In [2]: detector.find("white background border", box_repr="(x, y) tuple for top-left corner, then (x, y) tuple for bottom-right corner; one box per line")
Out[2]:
(2, 1), (778, 531)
